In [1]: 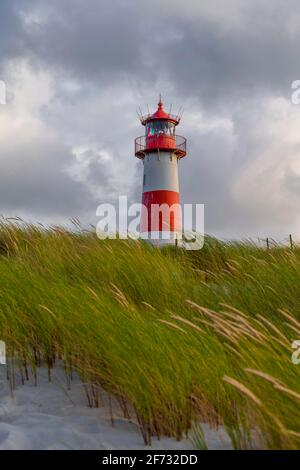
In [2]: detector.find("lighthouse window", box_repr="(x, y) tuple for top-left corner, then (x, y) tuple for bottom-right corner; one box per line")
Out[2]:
(159, 121), (174, 134)
(158, 121), (165, 134)
(168, 122), (175, 135)
(146, 123), (155, 136)
(146, 121), (176, 136)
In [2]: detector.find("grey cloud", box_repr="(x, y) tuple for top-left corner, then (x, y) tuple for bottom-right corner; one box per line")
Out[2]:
(17, 0), (147, 85)
(0, 1), (25, 69)
(0, 137), (94, 218)
(1, 0), (300, 238)
(15, 0), (300, 108)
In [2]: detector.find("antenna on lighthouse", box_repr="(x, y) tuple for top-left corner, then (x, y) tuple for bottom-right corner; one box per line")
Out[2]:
(176, 106), (184, 122)
(137, 106), (144, 123)
(136, 107), (144, 123)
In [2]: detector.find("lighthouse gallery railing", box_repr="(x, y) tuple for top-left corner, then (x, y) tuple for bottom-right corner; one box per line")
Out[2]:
(135, 135), (187, 158)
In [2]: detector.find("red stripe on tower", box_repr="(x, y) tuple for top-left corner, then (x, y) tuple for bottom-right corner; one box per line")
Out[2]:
(141, 190), (181, 233)
(135, 97), (187, 244)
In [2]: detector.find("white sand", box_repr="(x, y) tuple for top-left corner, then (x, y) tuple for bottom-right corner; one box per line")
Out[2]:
(0, 365), (232, 450)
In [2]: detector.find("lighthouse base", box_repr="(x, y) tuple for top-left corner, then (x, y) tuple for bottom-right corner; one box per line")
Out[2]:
(140, 231), (183, 247)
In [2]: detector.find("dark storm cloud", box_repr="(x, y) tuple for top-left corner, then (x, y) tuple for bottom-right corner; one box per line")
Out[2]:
(154, 12), (298, 110)
(0, 137), (96, 219)
(13, 0), (300, 107)
(0, 0), (24, 68)
(1, 0), (300, 237)
(17, 0), (148, 84)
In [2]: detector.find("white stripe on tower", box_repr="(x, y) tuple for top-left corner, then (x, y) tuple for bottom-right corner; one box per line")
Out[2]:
(143, 152), (179, 193)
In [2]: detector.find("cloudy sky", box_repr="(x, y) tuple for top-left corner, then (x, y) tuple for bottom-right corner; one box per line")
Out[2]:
(1, 0), (300, 239)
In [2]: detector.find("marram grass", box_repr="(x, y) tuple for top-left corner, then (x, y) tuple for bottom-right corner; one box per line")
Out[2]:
(0, 221), (300, 449)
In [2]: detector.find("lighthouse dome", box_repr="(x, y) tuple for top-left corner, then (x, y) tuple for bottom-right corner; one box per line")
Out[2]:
(150, 98), (171, 120)
(140, 97), (180, 126)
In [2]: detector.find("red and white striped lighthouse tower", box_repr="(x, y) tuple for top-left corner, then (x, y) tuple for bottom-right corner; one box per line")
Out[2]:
(135, 97), (187, 244)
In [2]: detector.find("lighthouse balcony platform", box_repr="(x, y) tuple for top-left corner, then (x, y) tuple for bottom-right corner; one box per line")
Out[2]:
(135, 135), (187, 159)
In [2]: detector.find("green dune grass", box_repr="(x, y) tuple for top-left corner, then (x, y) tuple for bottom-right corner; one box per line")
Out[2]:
(0, 221), (300, 449)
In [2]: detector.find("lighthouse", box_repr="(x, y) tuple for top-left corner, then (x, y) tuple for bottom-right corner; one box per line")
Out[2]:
(135, 97), (187, 244)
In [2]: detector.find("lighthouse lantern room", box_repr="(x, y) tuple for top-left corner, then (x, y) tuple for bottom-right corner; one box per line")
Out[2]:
(135, 97), (187, 244)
